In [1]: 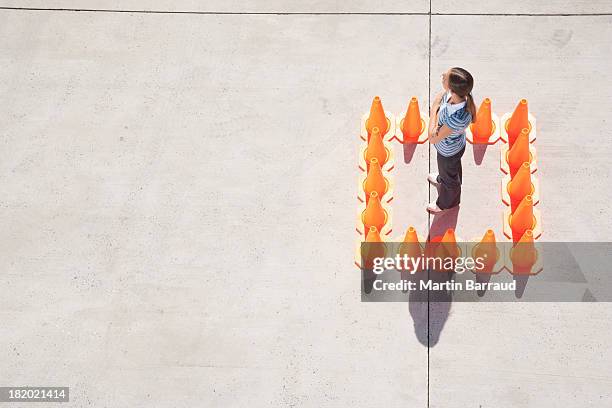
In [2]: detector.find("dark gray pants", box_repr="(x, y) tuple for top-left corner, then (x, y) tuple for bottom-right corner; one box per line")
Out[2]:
(436, 146), (465, 210)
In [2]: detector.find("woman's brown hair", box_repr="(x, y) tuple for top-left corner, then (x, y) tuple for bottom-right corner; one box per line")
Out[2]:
(449, 67), (476, 123)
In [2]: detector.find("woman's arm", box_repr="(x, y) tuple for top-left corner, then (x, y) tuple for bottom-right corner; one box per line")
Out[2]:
(429, 124), (455, 144)
(432, 90), (445, 107)
(428, 91), (446, 129)
(428, 108), (439, 139)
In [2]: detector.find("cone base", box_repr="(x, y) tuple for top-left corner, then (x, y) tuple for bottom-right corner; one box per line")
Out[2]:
(500, 112), (537, 144)
(501, 175), (540, 207)
(394, 116), (430, 144)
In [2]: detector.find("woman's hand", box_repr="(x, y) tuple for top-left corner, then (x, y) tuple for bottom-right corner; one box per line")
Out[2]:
(432, 90), (445, 106)
(429, 124), (454, 144)
(430, 90), (445, 115)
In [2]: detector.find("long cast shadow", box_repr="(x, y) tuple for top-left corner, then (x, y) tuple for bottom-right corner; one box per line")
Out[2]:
(408, 205), (460, 347)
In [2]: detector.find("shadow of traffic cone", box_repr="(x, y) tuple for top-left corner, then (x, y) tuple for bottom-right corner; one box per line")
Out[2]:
(365, 96), (389, 141)
(363, 157), (389, 205)
(502, 128), (538, 177)
(509, 230), (539, 275)
(467, 98), (500, 144)
(364, 127), (389, 171)
(471, 229), (501, 274)
(361, 191), (388, 236)
(506, 99), (531, 147)
(399, 97), (428, 144)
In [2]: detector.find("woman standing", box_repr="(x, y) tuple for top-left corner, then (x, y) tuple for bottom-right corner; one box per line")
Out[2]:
(426, 67), (476, 214)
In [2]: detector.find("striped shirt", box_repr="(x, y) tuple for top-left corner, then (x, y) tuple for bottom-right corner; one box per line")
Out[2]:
(434, 91), (472, 157)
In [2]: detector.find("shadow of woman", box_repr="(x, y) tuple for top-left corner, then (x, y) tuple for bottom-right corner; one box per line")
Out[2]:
(408, 271), (453, 347)
(408, 205), (461, 347)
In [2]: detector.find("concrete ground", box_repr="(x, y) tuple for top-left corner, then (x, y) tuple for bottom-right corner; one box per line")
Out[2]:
(0, 2), (611, 407)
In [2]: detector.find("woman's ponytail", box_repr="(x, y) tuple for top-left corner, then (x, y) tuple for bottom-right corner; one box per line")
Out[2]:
(466, 93), (477, 123)
(449, 67), (477, 122)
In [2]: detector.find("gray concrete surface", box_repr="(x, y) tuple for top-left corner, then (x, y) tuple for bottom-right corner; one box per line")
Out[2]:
(427, 15), (612, 408)
(0, 0), (429, 13)
(1, 2), (611, 408)
(432, 0), (612, 14)
(0, 8), (430, 408)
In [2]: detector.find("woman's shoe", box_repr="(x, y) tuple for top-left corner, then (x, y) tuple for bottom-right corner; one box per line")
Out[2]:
(427, 173), (440, 186)
(426, 202), (443, 214)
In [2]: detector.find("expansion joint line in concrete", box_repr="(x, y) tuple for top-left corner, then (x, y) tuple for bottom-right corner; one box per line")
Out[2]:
(427, 1), (432, 407)
(1, 7), (612, 16)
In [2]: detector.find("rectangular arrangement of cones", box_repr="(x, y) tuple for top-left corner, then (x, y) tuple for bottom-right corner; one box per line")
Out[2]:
(355, 96), (543, 277)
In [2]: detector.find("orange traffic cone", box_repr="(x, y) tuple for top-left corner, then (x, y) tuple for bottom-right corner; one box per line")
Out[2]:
(366, 225), (382, 242)
(362, 226), (385, 270)
(442, 228), (460, 256)
(506, 99), (530, 148)
(366, 96), (389, 141)
(362, 191), (387, 236)
(400, 97), (423, 142)
(403, 226), (420, 244)
(363, 157), (388, 204)
(364, 126), (388, 170)
(507, 162), (534, 213)
(399, 226), (423, 259)
(507, 128), (531, 178)
(473, 229), (498, 273)
(510, 229), (538, 275)
(509, 195), (536, 242)
(471, 98), (494, 142)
